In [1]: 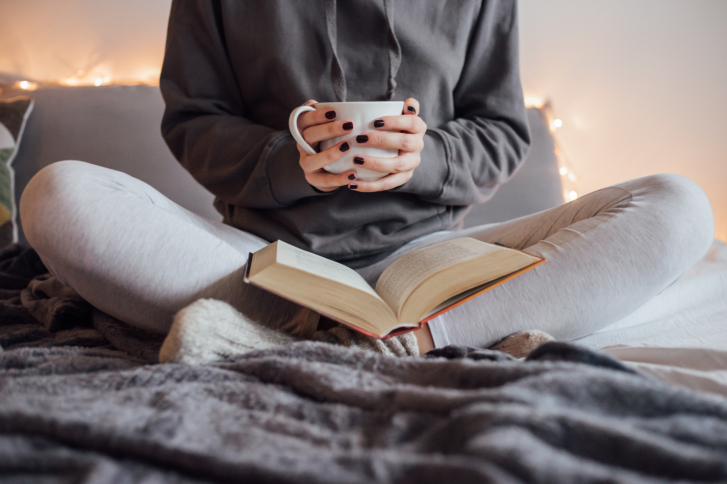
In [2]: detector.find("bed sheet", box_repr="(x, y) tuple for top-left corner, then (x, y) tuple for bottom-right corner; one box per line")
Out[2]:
(573, 239), (727, 396)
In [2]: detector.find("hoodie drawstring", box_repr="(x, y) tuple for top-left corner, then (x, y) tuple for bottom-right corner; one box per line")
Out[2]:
(323, 0), (401, 102)
(323, 0), (347, 102)
(382, 0), (402, 101)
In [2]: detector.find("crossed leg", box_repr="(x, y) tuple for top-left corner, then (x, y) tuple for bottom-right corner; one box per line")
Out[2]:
(356, 174), (715, 351)
(19, 160), (319, 337)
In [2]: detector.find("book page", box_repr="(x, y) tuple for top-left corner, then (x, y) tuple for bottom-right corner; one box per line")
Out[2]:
(375, 238), (501, 315)
(421, 277), (505, 319)
(276, 241), (382, 300)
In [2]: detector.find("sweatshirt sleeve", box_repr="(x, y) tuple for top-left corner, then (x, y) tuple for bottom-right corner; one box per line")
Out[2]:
(159, 0), (330, 210)
(391, 0), (531, 206)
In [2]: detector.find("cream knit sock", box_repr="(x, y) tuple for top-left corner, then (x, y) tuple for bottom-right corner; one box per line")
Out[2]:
(488, 330), (555, 358)
(159, 299), (419, 365)
(311, 324), (419, 358)
(159, 298), (298, 365)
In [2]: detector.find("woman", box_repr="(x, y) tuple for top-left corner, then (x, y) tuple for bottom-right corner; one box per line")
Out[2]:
(19, 0), (714, 358)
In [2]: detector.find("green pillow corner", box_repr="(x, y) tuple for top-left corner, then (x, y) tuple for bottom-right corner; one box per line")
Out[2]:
(0, 96), (34, 248)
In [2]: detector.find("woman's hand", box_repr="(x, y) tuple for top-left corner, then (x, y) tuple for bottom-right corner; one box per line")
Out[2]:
(296, 99), (358, 192)
(348, 98), (426, 192)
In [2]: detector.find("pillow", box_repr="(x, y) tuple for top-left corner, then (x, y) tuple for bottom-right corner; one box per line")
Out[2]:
(461, 107), (564, 228)
(0, 85), (219, 245)
(0, 97), (34, 247)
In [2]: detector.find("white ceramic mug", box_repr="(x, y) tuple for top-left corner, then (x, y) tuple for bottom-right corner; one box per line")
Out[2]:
(288, 101), (404, 181)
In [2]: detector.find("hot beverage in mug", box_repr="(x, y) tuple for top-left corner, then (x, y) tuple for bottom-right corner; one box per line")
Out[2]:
(288, 101), (404, 181)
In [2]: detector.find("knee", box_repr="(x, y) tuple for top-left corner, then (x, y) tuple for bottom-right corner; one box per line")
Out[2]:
(636, 173), (715, 262)
(19, 160), (97, 250)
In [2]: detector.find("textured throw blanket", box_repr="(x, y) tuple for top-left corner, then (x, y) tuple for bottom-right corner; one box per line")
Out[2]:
(1, 243), (727, 483)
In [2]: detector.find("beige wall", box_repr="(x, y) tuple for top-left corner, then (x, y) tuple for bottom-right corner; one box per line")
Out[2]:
(519, 0), (727, 241)
(1, 0), (725, 240)
(0, 0), (171, 83)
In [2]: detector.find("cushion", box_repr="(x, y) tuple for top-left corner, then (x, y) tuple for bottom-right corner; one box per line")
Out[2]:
(461, 108), (563, 228)
(0, 85), (219, 244)
(0, 97), (34, 247)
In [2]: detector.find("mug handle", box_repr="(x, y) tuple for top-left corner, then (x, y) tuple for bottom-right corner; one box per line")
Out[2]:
(288, 105), (317, 155)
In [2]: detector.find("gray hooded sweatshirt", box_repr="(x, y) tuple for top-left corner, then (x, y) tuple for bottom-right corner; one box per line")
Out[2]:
(160, 0), (530, 267)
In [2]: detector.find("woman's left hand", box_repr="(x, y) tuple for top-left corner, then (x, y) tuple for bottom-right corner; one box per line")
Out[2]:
(348, 98), (426, 192)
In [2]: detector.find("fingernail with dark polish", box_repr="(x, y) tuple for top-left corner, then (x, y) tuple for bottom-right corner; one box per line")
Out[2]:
(374, 119), (384, 128)
(349, 184), (358, 190)
(325, 110), (336, 119)
(348, 174), (356, 180)
(343, 121), (353, 130)
(354, 156), (364, 165)
(407, 106), (416, 114)
(339, 142), (350, 152)
(356, 135), (368, 143)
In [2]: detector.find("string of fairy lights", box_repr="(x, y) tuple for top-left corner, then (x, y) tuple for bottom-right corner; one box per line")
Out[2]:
(525, 96), (579, 203)
(5, 76), (578, 204)
(2, 71), (158, 93)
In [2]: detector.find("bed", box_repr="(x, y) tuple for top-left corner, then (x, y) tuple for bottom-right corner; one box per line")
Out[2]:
(576, 239), (727, 397)
(2, 240), (727, 482)
(1, 85), (726, 482)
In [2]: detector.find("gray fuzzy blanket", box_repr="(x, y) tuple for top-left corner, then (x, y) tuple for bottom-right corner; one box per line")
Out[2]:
(1, 244), (727, 483)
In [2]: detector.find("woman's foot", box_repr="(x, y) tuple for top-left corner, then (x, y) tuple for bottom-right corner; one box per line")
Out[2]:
(159, 298), (297, 365)
(159, 299), (420, 365)
(489, 330), (555, 358)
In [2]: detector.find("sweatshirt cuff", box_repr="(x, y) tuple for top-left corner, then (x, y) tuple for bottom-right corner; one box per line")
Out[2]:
(389, 130), (449, 200)
(266, 133), (337, 206)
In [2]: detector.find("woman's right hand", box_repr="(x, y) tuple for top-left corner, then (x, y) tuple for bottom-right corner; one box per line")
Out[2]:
(295, 99), (358, 192)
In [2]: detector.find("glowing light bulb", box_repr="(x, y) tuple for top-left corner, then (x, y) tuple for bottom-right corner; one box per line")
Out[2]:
(569, 191), (578, 201)
(94, 78), (103, 86)
(559, 167), (568, 176)
(568, 172), (577, 182)
(18, 80), (38, 91)
(524, 96), (545, 108)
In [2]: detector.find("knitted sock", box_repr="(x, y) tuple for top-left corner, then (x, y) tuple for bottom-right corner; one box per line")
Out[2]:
(488, 330), (555, 358)
(159, 298), (298, 365)
(311, 324), (419, 357)
(159, 299), (420, 365)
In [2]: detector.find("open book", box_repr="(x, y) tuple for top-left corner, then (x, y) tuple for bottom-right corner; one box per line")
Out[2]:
(244, 237), (545, 339)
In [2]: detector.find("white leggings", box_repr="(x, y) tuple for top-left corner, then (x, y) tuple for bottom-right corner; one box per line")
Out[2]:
(19, 160), (715, 349)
